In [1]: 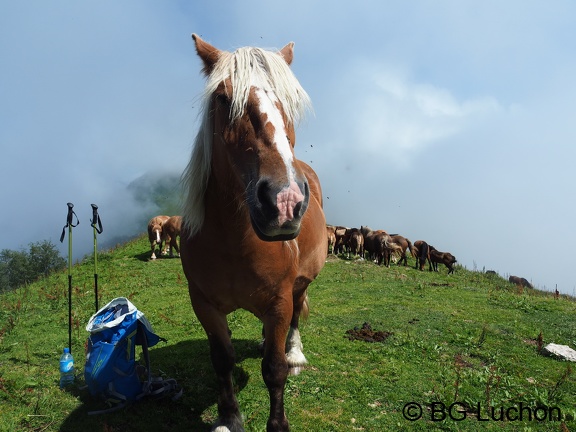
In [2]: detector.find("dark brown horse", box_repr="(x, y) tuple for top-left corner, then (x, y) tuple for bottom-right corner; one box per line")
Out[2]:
(429, 245), (457, 274)
(360, 226), (399, 266)
(509, 275), (532, 288)
(412, 240), (431, 271)
(180, 35), (326, 432)
(347, 228), (364, 258)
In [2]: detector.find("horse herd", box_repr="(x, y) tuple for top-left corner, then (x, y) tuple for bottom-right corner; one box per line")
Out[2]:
(326, 224), (458, 274)
(147, 216), (458, 275)
(147, 216), (532, 288)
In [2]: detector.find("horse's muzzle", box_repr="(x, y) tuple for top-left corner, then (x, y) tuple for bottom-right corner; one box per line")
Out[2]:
(250, 177), (310, 241)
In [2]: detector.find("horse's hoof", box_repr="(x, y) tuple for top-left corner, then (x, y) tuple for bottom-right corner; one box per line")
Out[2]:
(211, 414), (245, 432)
(289, 366), (303, 376)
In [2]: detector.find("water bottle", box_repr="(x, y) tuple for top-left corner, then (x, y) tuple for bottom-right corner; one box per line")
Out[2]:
(59, 347), (75, 388)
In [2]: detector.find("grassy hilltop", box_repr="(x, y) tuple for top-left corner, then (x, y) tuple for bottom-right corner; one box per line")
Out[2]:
(0, 235), (575, 431)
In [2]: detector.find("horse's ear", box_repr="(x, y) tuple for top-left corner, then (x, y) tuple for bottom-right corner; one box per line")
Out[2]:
(278, 42), (294, 66)
(192, 34), (221, 75)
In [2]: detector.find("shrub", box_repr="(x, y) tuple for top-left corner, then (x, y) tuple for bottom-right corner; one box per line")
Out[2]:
(0, 240), (65, 292)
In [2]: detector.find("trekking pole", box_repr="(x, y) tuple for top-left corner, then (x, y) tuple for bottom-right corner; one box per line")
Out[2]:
(60, 202), (79, 354)
(90, 204), (103, 312)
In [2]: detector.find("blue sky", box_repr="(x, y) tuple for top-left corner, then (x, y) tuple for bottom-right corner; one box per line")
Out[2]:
(1, 1), (575, 294)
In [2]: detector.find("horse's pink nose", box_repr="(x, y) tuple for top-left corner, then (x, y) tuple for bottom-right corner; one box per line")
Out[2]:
(276, 181), (305, 226)
(251, 177), (310, 241)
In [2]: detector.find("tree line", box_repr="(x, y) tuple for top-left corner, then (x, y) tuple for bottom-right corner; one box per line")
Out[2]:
(0, 240), (66, 293)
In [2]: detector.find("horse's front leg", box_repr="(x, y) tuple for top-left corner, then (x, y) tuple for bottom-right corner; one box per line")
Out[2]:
(190, 289), (243, 432)
(285, 288), (309, 375)
(262, 302), (292, 432)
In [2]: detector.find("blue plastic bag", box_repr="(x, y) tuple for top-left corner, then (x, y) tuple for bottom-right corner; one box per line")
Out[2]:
(84, 297), (160, 410)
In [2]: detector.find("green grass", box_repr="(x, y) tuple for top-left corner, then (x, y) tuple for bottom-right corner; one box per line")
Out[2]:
(1, 235), (575, 431)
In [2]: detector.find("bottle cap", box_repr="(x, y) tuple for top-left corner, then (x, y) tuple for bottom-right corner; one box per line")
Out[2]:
(63, 347), (70, 354)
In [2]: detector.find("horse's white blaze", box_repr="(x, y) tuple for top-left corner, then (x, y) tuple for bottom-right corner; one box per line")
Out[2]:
(285, 327), (307, 367)
(255, 87), (305, 226)
(155, 230), (161, 244)
(254, 88), (294, 181)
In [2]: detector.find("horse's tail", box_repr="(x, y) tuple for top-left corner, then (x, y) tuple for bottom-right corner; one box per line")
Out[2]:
(419, 242), (428, 259)
(301, 292), (310, 321)
(406, 239), (413, 255)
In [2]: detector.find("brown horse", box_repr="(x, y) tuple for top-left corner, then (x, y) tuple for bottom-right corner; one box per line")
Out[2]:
(360, 226), (399, 266)
(147, 215), (170, 259)
(161, 215), (182, 257)
(509, 275), (532, 288)
(389, 234), (413, 266)
(429, 245), (457, 274)
(346, 228), (364, 258)
(412, 240), (431, 271)
(326, 225), (336, 255)
(180, 35), (326, 432)
(333, 226), (348, 255)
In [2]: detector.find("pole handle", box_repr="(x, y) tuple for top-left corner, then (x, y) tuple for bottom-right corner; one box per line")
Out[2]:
(90, 204), (103, 234)
(60, 202), (79, 242)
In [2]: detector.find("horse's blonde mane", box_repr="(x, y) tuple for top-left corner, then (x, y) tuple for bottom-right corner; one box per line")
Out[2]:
(181, 45), (312, 237)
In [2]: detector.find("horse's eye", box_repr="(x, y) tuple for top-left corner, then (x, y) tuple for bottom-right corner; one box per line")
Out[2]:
(216, 94), (229, 106)
(286, 135), (291, 145)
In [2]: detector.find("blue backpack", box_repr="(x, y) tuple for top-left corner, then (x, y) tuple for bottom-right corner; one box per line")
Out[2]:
(84, 297), (181, 414)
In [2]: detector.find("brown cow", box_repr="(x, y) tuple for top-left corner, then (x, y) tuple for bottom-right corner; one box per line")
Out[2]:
(509, 275), (532, 288)
(162, 215), (182, 257)
(429, 246), (457, 274)
(147, 215), (170, 259)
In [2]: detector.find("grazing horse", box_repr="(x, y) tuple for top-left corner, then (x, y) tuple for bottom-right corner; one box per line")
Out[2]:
(326, 225), (336, 254)
(346, 228), (364, 259)
(333, 226), (348, 255)
(429, 246), (457, 274)
(180, 34), (326, 432)
(412, 240), (431, 271)
(389, 234), (413, 266)
(509, 275), (532, 288)
(162, 215), (182, 257)
(360, 226), (398, 266)
(147, 215), (170, 259)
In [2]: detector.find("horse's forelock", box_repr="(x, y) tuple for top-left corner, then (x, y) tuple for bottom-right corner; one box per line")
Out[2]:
(205, 47), (312, 124)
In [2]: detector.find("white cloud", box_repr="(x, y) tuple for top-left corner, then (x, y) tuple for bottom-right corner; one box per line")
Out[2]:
(350, 66), (502, 168)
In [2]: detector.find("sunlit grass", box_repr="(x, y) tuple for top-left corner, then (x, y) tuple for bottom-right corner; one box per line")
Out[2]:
(1, 235), (575, 431)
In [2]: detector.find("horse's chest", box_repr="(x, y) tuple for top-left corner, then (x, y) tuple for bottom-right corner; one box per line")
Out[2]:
(185, 237), (296, 311)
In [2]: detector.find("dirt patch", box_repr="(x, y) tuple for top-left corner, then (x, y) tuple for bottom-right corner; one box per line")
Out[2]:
(345, 322), (393, 343)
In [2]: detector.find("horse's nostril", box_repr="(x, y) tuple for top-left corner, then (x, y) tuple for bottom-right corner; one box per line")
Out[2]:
(256, 180), (277, 218)
(257, 181), (270, 205)
(293, 201), (303, 218)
